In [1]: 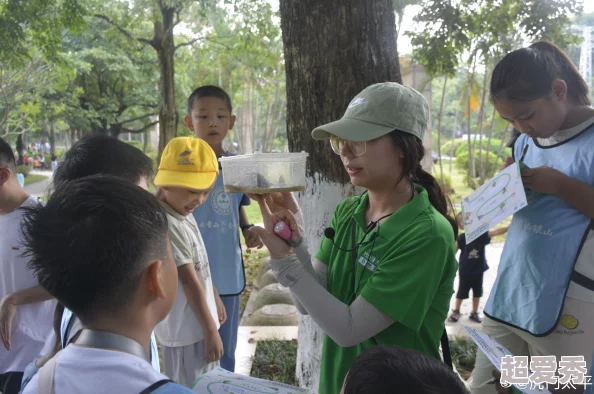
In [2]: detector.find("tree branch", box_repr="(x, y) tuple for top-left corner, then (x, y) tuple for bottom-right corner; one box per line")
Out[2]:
(94, 14), (154, 48)
(122, 120), (159, 134)
(174, 37), (205, 51)
(120, 112), (158, 125)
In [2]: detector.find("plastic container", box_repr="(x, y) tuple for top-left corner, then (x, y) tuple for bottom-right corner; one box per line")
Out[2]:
(219, 152), (309, 193)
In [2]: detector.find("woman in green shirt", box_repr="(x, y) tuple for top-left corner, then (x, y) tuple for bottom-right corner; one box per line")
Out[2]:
(250, 82), (459, 394)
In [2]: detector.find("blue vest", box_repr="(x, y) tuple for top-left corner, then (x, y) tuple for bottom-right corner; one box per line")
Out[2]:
(192, 171), (246, 295)
(485, 124), (594, 335)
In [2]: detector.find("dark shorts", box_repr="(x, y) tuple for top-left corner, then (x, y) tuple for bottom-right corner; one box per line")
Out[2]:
(0, 371), (24, 394)
(456, 274), (483, 299)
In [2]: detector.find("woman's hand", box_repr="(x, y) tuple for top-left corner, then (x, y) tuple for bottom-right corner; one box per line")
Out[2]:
(247, 192), (300, 215)
(248, 195), (301, 259)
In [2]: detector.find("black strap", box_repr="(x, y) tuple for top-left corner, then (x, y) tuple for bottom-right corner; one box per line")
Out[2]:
(571, 271), (594, 291)
(441, 329), (452, 368)
(139, 379), (174, 394)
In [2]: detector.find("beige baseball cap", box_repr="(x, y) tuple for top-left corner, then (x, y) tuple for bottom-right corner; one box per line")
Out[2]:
(311, 82), (428, 142)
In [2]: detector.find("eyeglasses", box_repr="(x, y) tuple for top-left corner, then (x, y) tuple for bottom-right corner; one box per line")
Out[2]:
(329, 136), (366, 157)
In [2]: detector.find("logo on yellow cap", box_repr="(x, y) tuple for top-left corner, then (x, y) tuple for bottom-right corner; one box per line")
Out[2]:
(178, 149), (195, 166)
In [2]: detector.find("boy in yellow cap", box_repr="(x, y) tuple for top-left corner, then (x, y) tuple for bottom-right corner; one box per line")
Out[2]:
(154, 137), (224, 386)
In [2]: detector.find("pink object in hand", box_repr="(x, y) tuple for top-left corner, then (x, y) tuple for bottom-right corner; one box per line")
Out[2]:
(274, 221), (292, 240)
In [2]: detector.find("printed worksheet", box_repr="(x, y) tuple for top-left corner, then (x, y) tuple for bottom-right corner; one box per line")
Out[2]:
(461, 162), (528, 243)
(191, 367), (314, 394)
(462, 325), (551, 394)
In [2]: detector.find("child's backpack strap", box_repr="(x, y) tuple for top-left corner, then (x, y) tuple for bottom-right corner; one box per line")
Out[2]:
(38, 356), (58, 394)
(139, 380), (194, 394)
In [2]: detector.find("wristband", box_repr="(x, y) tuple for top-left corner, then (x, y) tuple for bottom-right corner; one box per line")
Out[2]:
(240, 224), (253, 231)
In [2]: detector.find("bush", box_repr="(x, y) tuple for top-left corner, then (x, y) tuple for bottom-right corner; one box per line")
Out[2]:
(16, 165), (31, 177)
(456, 150), (501, 188)
(455, 138), (511, 158)
(432, 170), (454, 194)
(441, 139), (466, 157)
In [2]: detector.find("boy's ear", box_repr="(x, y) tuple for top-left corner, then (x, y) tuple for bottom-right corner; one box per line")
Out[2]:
(184, 116), (194, 131)
(229, 114), (236, 130)
(146, 260), (167, 300)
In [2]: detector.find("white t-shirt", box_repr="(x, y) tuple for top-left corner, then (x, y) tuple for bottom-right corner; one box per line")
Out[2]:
(21, 345), (168, 394)
(155, 202), (219, 347)
(0, 196), (56, 373)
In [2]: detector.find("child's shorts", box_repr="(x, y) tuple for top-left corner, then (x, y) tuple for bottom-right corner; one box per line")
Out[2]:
(161, 340), (219, 388)
(456, 274), (483, 299)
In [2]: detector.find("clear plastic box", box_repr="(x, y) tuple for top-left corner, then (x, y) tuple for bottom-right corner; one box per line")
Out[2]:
(219, 152), (309, 193)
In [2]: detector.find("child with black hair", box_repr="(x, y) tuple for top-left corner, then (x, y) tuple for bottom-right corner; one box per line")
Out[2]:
(341, 344), (469, 394)
(469, 41), (594, 394)
(0, 137), (54, 394)
(0, 134), (162, 391)
(185, 85), (262, 372)
(154, 137), (224, 386)
(20, 176), (192, 394)
(449, 213), (508, 324)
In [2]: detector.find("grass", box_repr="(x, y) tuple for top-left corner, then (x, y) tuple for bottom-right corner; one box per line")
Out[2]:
(250, 340), (298, 385)
(449, 336), (478, 381)
(24, 174), (48, 186)
(240, 249), (268, 316)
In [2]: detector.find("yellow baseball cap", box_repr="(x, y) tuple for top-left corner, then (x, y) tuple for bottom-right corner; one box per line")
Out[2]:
(154, 137), (219, 190)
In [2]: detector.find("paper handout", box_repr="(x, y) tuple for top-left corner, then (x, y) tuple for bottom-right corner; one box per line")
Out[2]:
(462, 325), (551, 394)
(461, 162), (528, 243)
(191, 367), (314, 394)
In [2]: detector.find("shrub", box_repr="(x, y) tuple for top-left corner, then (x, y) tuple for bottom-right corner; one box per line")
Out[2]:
(456, 151), (502, 188)
(16, 165), (31, 177)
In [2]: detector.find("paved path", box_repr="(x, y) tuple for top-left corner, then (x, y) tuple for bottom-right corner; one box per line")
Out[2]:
(24, 170), (54, 197)
(446, 243), (504, 337)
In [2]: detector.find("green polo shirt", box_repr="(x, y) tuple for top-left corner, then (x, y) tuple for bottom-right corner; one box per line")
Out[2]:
(314, 184), (457, 394)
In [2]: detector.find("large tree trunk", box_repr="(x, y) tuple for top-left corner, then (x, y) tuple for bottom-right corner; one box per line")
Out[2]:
(280, 0), (401, 390)
(16, 133), (24, 165)
(156, 7), (178, 160)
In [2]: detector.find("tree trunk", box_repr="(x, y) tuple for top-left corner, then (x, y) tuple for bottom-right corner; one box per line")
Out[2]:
(436, 76), (447, 187)
(280, 0), (401, 390)
(466, 59), (477, 187)
(493, 124), (510, 171)
(50, 121), (55, 154)
(476, 68), (488, 184)
(156, 6), (178, 160)
(16, 133), (24, 165)
(482, 106), (497, 182)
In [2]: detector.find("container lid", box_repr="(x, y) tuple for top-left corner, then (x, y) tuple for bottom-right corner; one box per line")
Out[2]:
(218, 151), (309, 162)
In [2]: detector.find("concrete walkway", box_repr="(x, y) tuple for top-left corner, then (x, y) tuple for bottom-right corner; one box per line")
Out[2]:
(24, 170), (53, 197)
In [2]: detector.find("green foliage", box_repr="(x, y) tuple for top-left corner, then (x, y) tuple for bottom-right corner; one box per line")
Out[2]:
(455, 138), (510, 158)
(450, 336), (478, 374)
(24, 173), (48, 185)
(16, 165), (30, 177)
(441, 139), (466, 157)
(408, 0), (582, 79)
(250, 340), (298, 385)
(433, 168), (454, 194)
(456, 150), (501, 187)
(0, 0), (87, 64)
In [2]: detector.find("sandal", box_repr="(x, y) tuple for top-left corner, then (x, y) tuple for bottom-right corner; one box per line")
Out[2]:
(448, 309), (461, 322)
(469, 312), (483, 323)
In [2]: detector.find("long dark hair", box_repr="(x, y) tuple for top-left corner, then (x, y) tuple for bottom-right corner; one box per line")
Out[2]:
(390, 130), (458, 239)
(490, 41), (591, 105)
